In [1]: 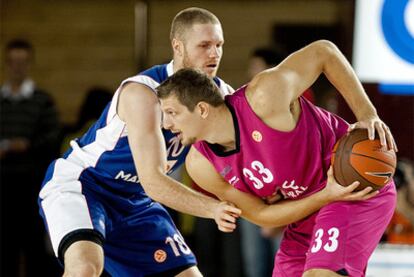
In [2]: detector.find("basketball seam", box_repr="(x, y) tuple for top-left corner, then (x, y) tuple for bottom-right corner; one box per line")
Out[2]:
(349, 160), (381, 190)
(351, 152), (395, 167)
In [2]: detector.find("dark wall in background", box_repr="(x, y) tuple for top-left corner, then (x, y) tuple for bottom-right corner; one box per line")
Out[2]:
(338, 85), (414, 160)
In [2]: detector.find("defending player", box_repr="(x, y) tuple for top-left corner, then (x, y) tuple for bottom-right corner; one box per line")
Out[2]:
(39, 8), (240, 277)
(157, 40), (397, 276)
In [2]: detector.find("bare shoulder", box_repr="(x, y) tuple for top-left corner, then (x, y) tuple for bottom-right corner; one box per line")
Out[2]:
(186, 146), (229, 197)
(186, 146), (211, 170)
(186, 147), (222, 182)
(119, 82), (158, 104)
(118, 82), (159, 121)
(245, 68), (292, 117)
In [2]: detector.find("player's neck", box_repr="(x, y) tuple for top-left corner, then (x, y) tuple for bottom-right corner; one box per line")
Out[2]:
(203, 105), (236, 151)
(172, 59), (180, 73)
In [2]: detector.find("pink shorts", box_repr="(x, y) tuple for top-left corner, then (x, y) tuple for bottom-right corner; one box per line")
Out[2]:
(273, 182), (396, 277)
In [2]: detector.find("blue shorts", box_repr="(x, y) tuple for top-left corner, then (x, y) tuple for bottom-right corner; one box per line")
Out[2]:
(39, 161), (196, 276)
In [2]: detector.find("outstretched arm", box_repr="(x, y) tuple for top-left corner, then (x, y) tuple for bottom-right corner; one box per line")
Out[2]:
(186, 146), (376, 228)
(118, 83), (240, 230)
(248, 40), (397, 151)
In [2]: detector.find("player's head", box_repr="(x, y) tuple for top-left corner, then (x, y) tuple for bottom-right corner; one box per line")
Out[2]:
(247, 47), (284, 79)
(158, 68), (224, 145)
(170, 7), (223, 77)
(4, 39), (33, 83)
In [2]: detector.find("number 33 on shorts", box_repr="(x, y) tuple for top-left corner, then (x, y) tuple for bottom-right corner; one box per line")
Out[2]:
(310, 227), (340, 253)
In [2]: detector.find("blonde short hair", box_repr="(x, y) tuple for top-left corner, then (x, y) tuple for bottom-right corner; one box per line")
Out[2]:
(170, 7), (221, 41)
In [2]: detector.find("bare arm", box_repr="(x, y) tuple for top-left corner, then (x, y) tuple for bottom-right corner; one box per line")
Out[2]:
(248, 40), (396, 150)
(186, 146), (375, 227)
(118, 82), (240, 222)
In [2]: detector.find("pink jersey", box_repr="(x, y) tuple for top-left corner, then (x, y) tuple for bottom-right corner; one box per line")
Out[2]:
(194, 86), (396, 276)
(194, 85), (349, 200)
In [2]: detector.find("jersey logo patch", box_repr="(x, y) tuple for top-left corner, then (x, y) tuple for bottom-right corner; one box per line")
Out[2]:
(220, 165), (232, 177)
(154, 249), (167, 263)
(252, 130), (262, 142)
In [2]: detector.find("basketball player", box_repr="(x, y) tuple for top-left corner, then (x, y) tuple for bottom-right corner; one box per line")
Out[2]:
(38, 8), (241, 277)
(157, 40), (398, 277)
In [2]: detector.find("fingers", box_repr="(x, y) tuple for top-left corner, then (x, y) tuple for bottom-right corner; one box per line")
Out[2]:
(218, 220), (237, 233)
(367, 121), (375, 140)
(217, 211), (238, 232)
(347, 122), (360, 132)
(343, 181), (360, 193)
(350, 121), (375, 140)
(377, 122), (398, 152)
(215, 202), (241, 233)
(223, 204), (242, 216)
(348, 121), (374, 140)
(349, 120), (397, 152)
(374, 121), (386, 146)
(221, 212), (237, 224)
(384, 125), (398, 152)
(326, 166), (338, 183)
(360, 190), (380, 201)
(391, 135), (398, 152)
(348, 186), (378, 201)
(327, 166), (333, 177)
(345, 185), (379, 201)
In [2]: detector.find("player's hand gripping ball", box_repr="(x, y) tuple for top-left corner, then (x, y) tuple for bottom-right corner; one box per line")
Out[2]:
(331, 129), (397, 191)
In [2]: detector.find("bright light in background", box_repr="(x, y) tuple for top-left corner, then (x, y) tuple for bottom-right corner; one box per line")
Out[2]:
(406, 0), (414, 37)
(353, 0), (414, 94)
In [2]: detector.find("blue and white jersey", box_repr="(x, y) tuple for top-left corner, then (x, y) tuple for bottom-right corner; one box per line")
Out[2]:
(40, 61), (232, 201)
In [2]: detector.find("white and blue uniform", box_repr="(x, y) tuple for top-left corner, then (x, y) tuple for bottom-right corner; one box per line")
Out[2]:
(39, 61), (232, 276)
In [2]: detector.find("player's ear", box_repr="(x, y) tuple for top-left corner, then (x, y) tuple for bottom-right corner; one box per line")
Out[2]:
(172, 38), (184, 57)
(197, 102), (210, 119)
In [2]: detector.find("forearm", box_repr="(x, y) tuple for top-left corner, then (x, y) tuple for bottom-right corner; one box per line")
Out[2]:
(322, 42), (377, 120)
(244, 190), (330, 227)
(141, 173), (219, 219)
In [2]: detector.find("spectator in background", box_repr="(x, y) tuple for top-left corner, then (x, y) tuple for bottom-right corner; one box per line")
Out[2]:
(60, 86), (113, 153)
(240, 47), (316, 277)
(0, 39), (61, 276)
(385, 159), (414, 244)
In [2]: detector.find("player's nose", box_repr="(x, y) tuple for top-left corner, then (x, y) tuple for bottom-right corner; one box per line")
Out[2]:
(209, 46), (220, 58)
(162, 115), (173, 130)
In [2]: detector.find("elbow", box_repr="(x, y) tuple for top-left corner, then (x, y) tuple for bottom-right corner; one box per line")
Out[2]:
(313, 39), (338, 52)
(312, 40), (342, 72)
(139, 172), (164, 201)
(313, 40), (339, 59)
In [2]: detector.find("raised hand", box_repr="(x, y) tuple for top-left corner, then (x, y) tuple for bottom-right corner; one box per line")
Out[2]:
(348, 116), (397, 152)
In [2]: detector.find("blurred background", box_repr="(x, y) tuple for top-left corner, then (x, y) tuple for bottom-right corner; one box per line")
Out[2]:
(1, 0), (412, 158)
(1, 0), (413, 276)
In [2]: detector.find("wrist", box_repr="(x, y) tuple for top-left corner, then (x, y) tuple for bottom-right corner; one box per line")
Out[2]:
(355, 108), (378, 122)
(206, 198), (221, 219)
(316, 187), (333, 205)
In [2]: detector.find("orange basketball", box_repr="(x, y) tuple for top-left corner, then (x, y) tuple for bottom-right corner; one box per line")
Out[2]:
(331, 129), (396, 191)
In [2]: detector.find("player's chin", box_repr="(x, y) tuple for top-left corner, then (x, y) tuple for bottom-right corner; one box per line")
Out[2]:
(181, 136), (197, 146)
(204, 67), (218, 77)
